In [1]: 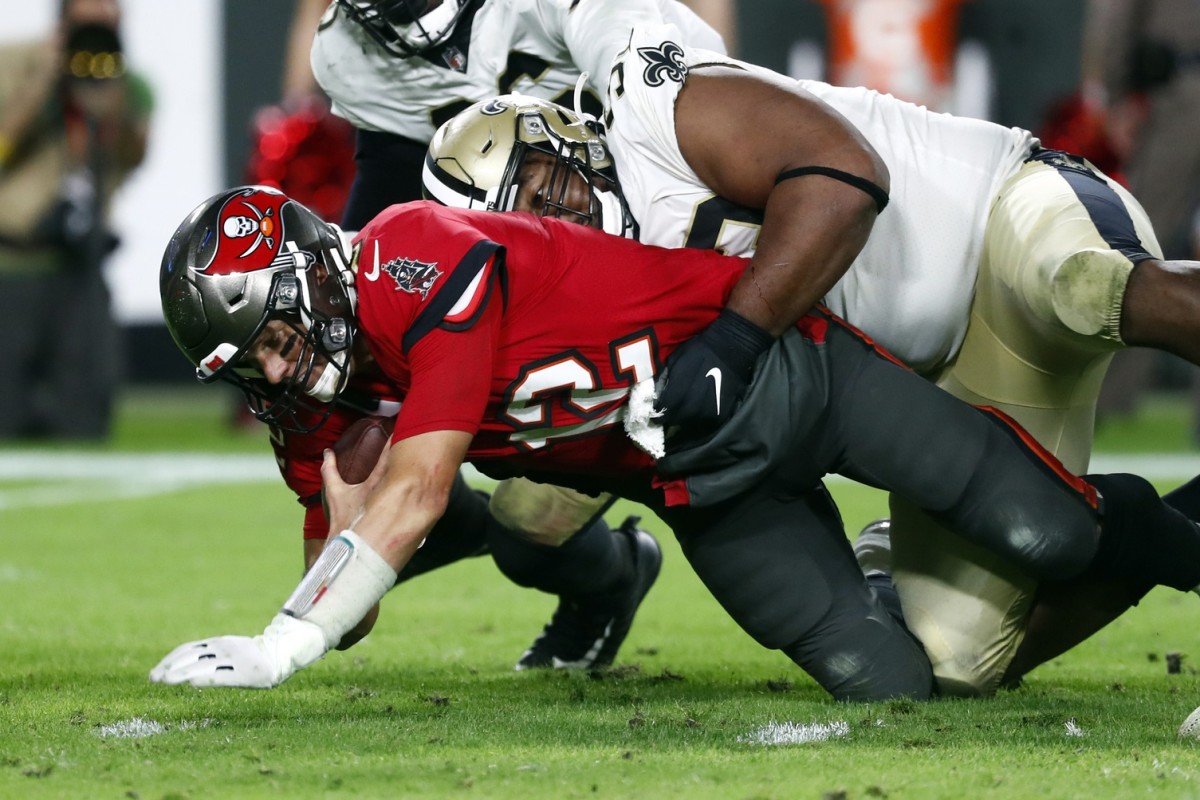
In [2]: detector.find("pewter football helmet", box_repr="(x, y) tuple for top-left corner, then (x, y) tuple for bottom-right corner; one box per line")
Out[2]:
(159, 186), (357, 432)
(422, 94), (635, 237)
(336, 0), (475, 60)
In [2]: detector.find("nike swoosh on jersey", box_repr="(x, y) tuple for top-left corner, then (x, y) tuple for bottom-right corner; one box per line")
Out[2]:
(363, 241), (381, 281)
(706, 367), (722, 416)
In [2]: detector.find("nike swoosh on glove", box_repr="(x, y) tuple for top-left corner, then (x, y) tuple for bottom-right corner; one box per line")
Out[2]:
(654, 308), (774, 446)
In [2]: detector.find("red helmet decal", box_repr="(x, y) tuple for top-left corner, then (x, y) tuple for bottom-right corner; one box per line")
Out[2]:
(205, 188), (291, 274)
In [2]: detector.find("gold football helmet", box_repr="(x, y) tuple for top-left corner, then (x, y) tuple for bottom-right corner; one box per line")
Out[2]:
(422, 94), (635, 237)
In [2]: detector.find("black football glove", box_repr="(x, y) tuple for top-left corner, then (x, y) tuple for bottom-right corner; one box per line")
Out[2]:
(654, 308), (774, 443)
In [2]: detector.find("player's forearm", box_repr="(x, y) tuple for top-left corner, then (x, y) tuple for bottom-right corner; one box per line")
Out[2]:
(228, 434), (464, 684)
(352, 480), (445, 571)
(676, 70), (886, 335)
(305, 536), (381, 650)
(726, 180), (879, 336)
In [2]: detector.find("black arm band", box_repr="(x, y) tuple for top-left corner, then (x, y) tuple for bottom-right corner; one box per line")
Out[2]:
(775, 166), (889, 213)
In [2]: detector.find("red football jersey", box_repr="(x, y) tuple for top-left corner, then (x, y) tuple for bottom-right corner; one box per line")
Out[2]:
(354, 202), (745, 483)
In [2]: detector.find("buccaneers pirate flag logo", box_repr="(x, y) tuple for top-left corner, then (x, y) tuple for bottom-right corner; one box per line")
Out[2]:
(383, 256), (443, 299)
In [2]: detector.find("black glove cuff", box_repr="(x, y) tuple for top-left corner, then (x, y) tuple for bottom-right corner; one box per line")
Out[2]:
(703, 308), (775, 377)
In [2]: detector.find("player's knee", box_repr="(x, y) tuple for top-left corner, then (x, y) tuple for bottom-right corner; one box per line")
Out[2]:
(963, 500), (1097, 580)
(932, 662), (1004, 697)
(908, 615), (1010, 697)
(486, 518), (555, 589)
(1048, 248), (1131, 342)
(781, 613), (934, 702)
(953, 428), (1099, 580)
(489, 478), (607, 546)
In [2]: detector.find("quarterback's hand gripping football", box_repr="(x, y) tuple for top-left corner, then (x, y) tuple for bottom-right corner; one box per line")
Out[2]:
(654, 309), (774, 443)
(321, 442), (388, 534)
(148, 613), (327, 689)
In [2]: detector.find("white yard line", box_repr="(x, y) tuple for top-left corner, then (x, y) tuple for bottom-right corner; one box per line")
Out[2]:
(0, 451), (1195, 511)
(0, 451), (495, 510)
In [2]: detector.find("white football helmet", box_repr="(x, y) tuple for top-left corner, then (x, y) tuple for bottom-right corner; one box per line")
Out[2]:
(422, 94), (636, 238)
(336, 0), (476, 59)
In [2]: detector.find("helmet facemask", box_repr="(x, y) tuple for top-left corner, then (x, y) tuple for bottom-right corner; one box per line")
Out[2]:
(337, 0), (471, 59)
(209, 253), (357, 433)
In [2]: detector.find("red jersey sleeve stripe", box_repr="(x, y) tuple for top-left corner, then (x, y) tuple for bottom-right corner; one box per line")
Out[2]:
(443, 259), (493, 326)
(402, 240), (505, 353)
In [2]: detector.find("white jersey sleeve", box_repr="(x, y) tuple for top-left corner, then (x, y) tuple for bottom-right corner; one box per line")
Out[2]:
(562, 0), (725, 97)
(311, 1), (722, 144)
(606, 25), (1037, 374)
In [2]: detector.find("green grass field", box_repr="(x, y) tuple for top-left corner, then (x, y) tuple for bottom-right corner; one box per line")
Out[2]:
(3, 386), (1200, 799)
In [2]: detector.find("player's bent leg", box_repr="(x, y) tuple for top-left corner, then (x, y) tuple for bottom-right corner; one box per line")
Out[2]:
(827, 325), (1103, 581)
(661, 484), (933, 701)
(822, 316), (1104, 694)
(890, 498), (1036, 696)
(490, 477), (611, 546)
(485, 480), (660, 670)
(1002, 575), (1146, 686)
(882, 157), (1164, 696)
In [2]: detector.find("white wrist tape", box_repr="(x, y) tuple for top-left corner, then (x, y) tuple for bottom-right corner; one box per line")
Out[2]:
(282, 529), (398, 650)
(258, 613), (329, 683)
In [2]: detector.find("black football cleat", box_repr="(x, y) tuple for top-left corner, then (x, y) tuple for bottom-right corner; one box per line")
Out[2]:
(853, 518), (893, 578)
(515, 516), (662, 670)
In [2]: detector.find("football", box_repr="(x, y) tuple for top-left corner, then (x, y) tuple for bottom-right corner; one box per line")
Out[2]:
(331, 416), (395, 484)
(1179, 705), (1200, 739)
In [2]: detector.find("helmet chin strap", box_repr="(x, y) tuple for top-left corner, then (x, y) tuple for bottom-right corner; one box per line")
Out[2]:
(596, 188), (632, 238)
(306, 349), (350, 402)
(572, 73), (593, 123)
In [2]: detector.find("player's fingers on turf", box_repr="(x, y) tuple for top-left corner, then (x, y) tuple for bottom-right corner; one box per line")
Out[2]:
(181, 638), (274, 688)
(149, 639), (215, 683)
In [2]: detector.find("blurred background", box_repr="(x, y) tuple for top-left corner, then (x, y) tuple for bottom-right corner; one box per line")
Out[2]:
(4, 0), (1196, 441)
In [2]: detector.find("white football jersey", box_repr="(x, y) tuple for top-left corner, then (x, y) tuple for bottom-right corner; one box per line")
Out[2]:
(605, 25), (1038, 374)
(311, 0), (724, 144)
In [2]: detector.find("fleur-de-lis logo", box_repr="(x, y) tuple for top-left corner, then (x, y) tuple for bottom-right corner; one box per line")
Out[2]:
(637, 41), (687, 88)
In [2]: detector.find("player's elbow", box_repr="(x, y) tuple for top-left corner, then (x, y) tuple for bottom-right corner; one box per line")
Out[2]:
(845, 145), (889, 217)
